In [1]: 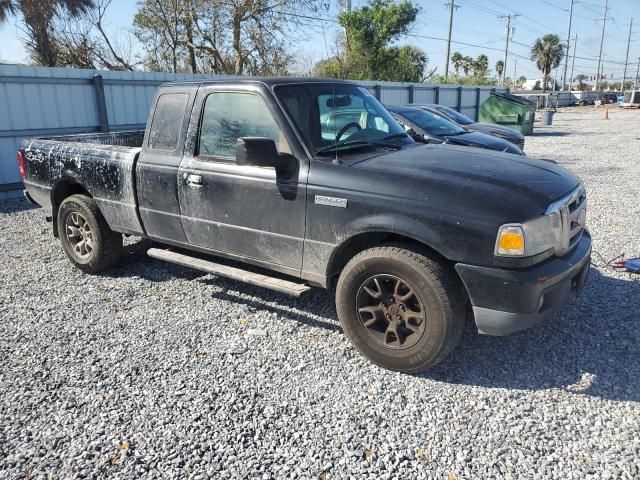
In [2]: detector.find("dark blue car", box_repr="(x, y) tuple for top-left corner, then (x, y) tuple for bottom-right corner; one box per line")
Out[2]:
(388, 106), (525, 156)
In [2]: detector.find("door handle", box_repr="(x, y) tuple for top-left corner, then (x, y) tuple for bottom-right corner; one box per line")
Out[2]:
(186, 174), (203, 186)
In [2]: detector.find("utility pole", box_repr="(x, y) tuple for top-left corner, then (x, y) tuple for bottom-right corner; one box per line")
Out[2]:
(444, 1), (460, 81)
(594, 0), (608, 92)
(621, 18), (633, 90)
(562, 0), (575, 91)
(499, 14), (519, 87)
(569, 35), (577, 90)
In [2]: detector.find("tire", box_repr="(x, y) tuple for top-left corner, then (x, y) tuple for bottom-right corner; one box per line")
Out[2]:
(57, 194), (122, 273)
(336, 246), (464, 373)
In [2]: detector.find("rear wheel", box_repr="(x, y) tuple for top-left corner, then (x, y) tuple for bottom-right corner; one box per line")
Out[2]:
(57, 194), (122, 273)
(336, 246), (464, 373)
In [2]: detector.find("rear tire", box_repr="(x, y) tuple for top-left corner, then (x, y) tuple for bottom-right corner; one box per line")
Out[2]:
(57, 194), (122, 273)
(336, 246), (464, 373)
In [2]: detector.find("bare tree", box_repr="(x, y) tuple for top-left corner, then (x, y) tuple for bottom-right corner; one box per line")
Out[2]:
(56, 0), (138, 70)
(0, 0), (95, 66)
(134, 0), (320, 75)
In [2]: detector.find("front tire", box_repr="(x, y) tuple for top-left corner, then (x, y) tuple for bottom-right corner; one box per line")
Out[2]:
(336, 246), (464, 373)
(57, 194), (122, 273)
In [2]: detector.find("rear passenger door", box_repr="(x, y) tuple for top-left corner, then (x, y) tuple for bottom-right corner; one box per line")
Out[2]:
(177, 84), (308, 273)
(137, 88), (195, 243)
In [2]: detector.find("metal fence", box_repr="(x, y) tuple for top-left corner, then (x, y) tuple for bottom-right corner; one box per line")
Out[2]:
(0, 64), (504, 197)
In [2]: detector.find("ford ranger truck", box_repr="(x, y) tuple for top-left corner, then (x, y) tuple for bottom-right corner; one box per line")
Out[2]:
(19, 78), (591, 373)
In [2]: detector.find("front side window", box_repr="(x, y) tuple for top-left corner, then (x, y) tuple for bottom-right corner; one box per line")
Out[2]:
(276, 84), (405, 155)
(148, 93), (189, 151)
(199, 92), (286, 159)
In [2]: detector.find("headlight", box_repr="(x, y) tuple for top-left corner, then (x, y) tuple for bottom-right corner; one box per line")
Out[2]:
(495, 214), (559, 258)
(495, 185), (587, 259)
(495, 224), (525, 256)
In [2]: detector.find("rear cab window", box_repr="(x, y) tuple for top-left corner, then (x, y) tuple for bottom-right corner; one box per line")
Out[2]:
(148, 93), (189, 151)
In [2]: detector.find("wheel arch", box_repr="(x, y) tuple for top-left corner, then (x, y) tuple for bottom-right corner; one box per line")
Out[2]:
(326, 228), (451, 286)
(50, 178), (92, 237)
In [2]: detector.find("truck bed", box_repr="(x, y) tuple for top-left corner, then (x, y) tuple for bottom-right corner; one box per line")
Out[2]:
(22, 131), (146, 236)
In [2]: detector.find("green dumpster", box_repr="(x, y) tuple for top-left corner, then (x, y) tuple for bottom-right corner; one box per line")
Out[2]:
(479, 91), (536, 135)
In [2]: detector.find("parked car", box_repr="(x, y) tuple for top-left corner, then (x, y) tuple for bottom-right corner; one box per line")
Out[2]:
(20, 78), (590, 373)
(412, 104), (525, 150)
(599, 93), (618, 105)
(387, 105), (525, 155)
(577, 98), (595, 106)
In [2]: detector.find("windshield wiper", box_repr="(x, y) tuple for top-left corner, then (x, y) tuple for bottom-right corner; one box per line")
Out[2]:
(315, 140), (402, 156)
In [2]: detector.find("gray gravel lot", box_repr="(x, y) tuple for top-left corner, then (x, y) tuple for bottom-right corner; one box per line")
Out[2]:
(1, 107), (639, 479)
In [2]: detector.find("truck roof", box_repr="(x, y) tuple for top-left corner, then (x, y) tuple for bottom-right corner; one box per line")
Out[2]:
(161, 77), (356, 89)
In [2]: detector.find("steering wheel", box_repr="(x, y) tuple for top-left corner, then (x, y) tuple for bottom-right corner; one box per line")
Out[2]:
(335, 122), (362, 142)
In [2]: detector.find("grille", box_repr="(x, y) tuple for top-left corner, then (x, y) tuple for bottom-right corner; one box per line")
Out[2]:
(567, 187), (587, 248)
(546, 184), (587, 257)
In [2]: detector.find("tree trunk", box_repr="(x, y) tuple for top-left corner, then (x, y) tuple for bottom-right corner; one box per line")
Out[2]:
(232, 13), (243, 75)
(542, 70), (548, 93)
(183, 0), (197, 73)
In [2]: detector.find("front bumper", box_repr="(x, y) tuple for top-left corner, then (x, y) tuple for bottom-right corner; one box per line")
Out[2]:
(455, 231), (591, 336)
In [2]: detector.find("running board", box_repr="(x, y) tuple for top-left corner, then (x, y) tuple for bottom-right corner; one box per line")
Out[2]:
(147, 248), (311, 297)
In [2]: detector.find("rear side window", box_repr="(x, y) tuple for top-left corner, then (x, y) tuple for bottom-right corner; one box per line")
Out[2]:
(148, 93), (189, 151)
(199, 92), (284, 159)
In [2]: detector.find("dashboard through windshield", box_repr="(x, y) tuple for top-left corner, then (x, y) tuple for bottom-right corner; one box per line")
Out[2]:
(275, 84), (407, 155)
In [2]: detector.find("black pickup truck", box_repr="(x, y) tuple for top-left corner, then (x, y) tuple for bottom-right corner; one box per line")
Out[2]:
(19, 78), (591, 373)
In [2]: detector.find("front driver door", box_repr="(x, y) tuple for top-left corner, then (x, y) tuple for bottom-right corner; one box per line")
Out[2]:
(177, 85), (307, 272)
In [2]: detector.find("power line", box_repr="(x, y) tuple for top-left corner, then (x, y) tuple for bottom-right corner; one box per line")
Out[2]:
(536, 0), (568, 12)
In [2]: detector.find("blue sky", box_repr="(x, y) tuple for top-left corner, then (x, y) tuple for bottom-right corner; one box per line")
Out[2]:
(0, 0), (638, 82)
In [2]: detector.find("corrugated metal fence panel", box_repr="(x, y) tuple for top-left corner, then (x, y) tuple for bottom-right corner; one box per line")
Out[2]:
(0, 65), (505, 192)
(438, 87), (460, 108)
(413, 87), (436, 104)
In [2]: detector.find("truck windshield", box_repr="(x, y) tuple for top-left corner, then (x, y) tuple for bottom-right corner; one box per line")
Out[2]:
(401, 109), (467, 136)
(275, 84), (406, 155)
(434, 105), (475, 126)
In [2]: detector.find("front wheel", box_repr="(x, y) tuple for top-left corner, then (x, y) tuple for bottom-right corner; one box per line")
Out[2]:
(336, 246), (464, 373)
(57, 194), (122, 273)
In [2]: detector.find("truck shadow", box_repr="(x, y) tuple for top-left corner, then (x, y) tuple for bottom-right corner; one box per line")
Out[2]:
(425, 267), (640, 403)
(112, 240), (639, 403)
(0, 197), (38, 214)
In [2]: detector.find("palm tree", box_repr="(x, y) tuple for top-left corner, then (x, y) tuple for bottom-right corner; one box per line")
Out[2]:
(461, 56), (473, 76)
(0, 0), (95, 66)
(473, 54), (489, 78)
(495, 60), (504, 83)
(530, 34), (565, 93)
(451, 51), (463, 76)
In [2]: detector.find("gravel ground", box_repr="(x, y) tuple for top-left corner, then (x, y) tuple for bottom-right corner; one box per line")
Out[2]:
(1, 108), (639, 479)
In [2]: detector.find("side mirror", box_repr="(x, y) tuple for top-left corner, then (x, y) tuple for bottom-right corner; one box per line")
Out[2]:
(236, 137), (280, 168)
(406, 128), (426, 143)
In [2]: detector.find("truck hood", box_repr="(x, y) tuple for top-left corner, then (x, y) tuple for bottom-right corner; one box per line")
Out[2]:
(350, 143), (580, 220)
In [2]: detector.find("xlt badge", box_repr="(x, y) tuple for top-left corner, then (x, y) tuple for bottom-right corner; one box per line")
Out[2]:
(315, 195), (348, 208)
